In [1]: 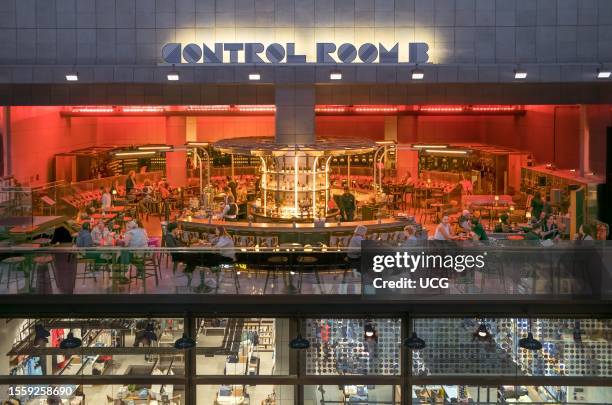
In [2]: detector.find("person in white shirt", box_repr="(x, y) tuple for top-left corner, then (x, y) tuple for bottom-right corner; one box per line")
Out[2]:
(433, 215), (454, 240)
(100, 186), (112, 210)
(124, 221), (149, 248)
(195, 226), (236, 293)
(91, 220), (110, 246)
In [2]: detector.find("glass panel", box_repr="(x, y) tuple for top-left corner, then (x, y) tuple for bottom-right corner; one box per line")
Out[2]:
(412, 385), (612, 404)
(1, 318), (184, 376)
(305, 384), (400, 404)
(304, 318), (401, 375)
(196, 318), (290, 375)
(0, 384), (185, 404)
(197, 385), (294, 405)
(412, 318), (612, 377)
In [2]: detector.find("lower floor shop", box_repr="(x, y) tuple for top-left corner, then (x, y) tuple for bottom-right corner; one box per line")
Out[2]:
(0, 316), (610, 404)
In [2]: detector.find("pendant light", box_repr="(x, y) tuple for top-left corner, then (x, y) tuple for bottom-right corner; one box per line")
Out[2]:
(519, 318), (542, 351)
(135, 320), (158, 347)
(289, 317), (310, 349)
(60, 318), (82, 349)
(174, 333), (196, 349)
(33, 323), (51, 347)
(404, 318), (426, 350)
(473, 318), (492, 342)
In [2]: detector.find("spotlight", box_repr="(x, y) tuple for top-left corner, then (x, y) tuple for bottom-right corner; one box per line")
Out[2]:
(289, 334), (311, 349)
(404, 332), (426, 350)
(519, 332), (542, 351)
(596, 69), (611, 79)
(473, 320), (492, 342)
(33, 323), (50, 347)
(59, 332), (82, 349)
(174, 333), (196, 349)
(330, 70), (342, 80)
(248, 72), (261, 81)
(514, 69), (527, 80)
(364, 320), (377, 340)
(65, 72), (79, 81)
(411, 67), (424, 80)
(167, 65), (180, 81)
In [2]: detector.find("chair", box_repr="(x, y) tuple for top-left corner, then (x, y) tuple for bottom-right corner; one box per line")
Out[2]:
(263, 255), (289, 293)
(128, 252), (160, 292)
(29, 255), (58, 293)
(1, 256), (27, 289)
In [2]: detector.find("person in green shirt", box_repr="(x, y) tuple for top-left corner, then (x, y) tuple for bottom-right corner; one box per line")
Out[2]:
(471, 218), (488, 241)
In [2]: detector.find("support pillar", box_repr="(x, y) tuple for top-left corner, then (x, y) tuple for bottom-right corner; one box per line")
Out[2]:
(579, 105), (590, 177)
(165, 116), (187, 187)
(275, 84), (315, 145)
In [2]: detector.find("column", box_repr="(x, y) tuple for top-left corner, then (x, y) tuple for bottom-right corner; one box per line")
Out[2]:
(579, 104), (590, 177)
(275, 84), (315, 145)
(165, 116), (187, 187)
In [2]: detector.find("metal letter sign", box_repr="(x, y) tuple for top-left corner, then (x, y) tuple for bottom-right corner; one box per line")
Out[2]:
(161, 42), (429, 64)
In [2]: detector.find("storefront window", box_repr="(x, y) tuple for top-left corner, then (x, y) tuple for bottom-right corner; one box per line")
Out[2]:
(304, 318), (401, 375)
(196, 318), (290, 375)
(412, 318), (612, 377)
(412, 385), (612, 404)
(196, 385), (293, 405)
(304, 385), (400, 404)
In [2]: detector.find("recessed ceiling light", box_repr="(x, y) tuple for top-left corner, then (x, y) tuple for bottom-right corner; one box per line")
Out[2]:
(65, 72), (79, 81)
(514, 69), (527, 80)
(248, 72), (261, 81)
(167, 71), (180, 81)
(330, 70), (342, 80)
(597, 69), (611, 79)
(411, 67), (424, 80)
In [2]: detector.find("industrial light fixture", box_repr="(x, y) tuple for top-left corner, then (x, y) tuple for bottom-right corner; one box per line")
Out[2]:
(425, 149), (468, 154)
(186, 142), (210, 147)
(411, 65), (424, 80)
(330, 70), (342, 80)
(167, 65), (180, 81)
(404, 318), (426, 350)
(412, 144), (448, 149)
(514, 68), (527, 80)
(248, 72), (261, 81)
(473, 319), (492, 342)
(519, 319), (542, 351)
(289, 334), (311, 349)
(364, 320), (377, 341)
(137, 145), (172, 151)
(174, 333), (196, 349)
(33, 323), (51, 347)
(596, 68), (611, 79)
(134, 321), (158, 347)
(65, 72), (79, 81)
(113, 150), (157, 157)
(60, 332), (82, 349)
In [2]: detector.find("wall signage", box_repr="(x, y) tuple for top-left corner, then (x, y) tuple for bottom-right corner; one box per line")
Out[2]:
(162, 42), (429, 64)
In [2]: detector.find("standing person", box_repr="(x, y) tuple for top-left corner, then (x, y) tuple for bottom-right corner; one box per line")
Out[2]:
(530, 191), (544, 220)
(433, 215), (454, 240)
(227, 176), (238, 201)
(221, 195), (239, 221)
(100, 186), (112, 210)
(340, 186), (356, 221)
(125, 171), (137, 195)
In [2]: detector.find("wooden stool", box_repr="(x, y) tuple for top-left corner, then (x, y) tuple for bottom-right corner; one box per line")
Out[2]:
(1, 256), (27, 288)
(30, 255), (58, 292)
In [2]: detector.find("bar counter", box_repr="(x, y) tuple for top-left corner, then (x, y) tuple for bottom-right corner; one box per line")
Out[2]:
(178, 217), (409, 245)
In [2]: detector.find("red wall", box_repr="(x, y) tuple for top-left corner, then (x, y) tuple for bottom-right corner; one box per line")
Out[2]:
(195, 116), (274, 141)
(10, 107), (97, 186)
(316, 116), (384, 140)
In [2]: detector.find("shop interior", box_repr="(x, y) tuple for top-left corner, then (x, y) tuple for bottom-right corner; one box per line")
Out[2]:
(0, 317), (610, 404)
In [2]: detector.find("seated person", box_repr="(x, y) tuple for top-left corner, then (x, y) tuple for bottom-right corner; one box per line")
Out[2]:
(91, 220), (111, 246)
(540, 215), (559, 240)
(76, 222), (94, 247)
(433, 215), (454, 240)
(100, 186), (112, 210)
(164, 222), (200, 285)
(402, 225), (418, 245)
(458, 210), (472, 233)
(347, 225), (367, 271)
(194, 226), (236, 292)
(124, 221), (148, 248)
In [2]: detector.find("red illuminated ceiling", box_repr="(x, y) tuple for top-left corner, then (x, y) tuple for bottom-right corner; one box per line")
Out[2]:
(62, 104), (525, 117)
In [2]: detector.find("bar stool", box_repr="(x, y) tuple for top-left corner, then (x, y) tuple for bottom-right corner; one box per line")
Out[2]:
(295, 255), (321, 293)
(128, 252), (160, 292)
(1, 256), (27, 288)
(30, 255), (58, 293)
(263, 255), (289, 293)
